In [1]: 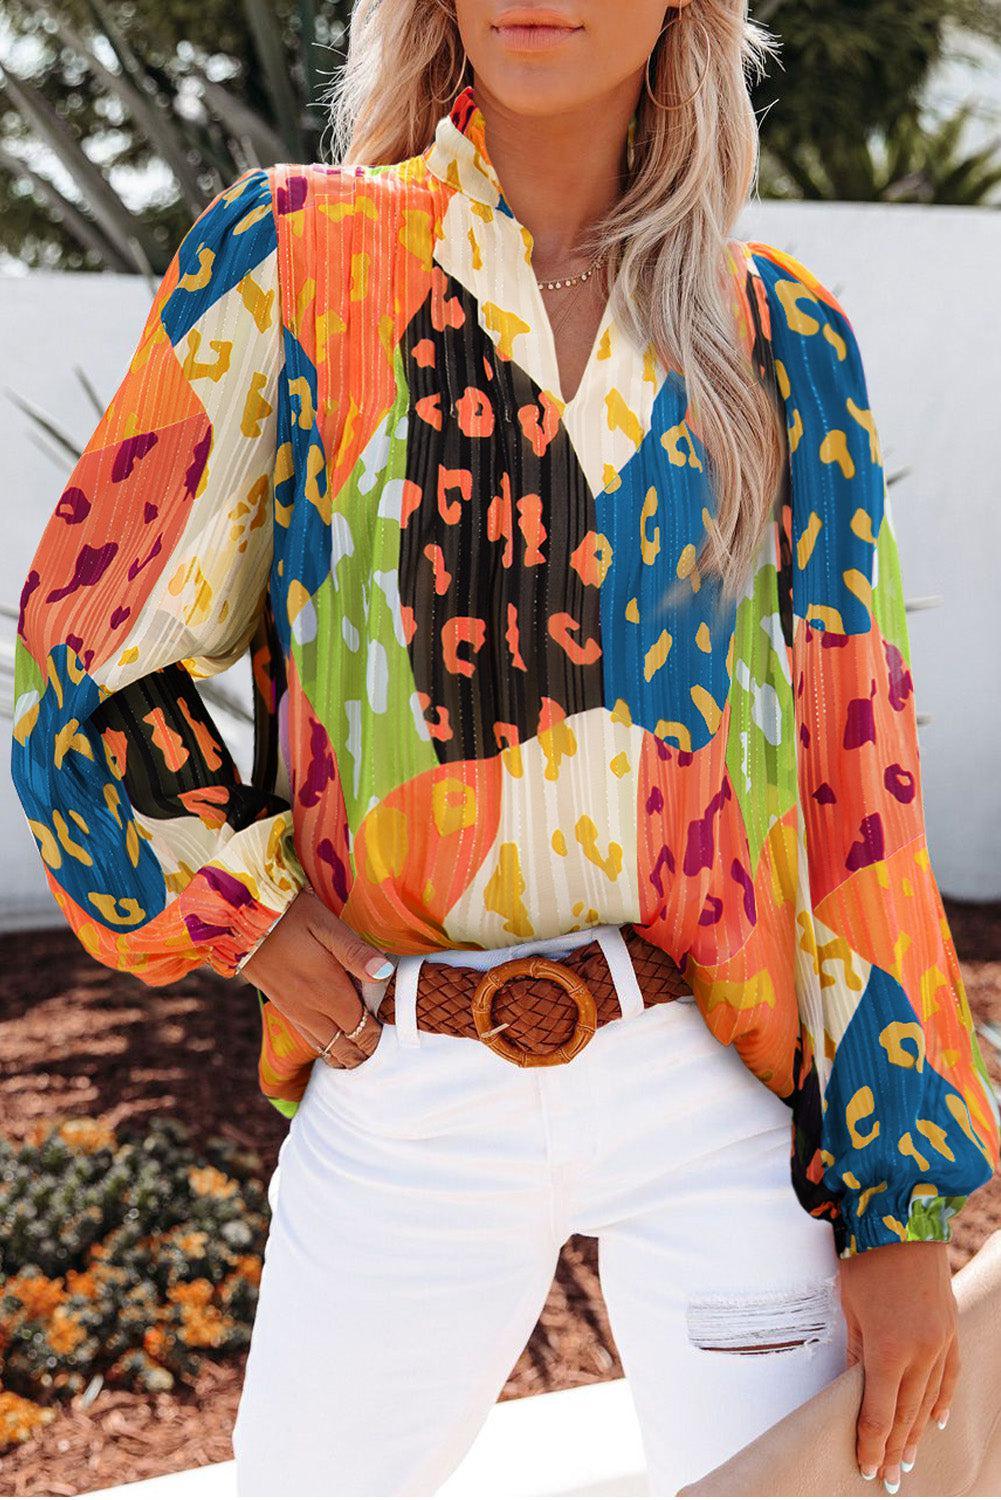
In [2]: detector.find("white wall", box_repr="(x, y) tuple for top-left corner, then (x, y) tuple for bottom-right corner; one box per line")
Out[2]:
(1, 201), (999, 929)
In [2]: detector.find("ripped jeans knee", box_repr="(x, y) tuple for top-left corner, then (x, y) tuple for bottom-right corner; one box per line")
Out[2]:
(685, 1273), (842, 1356)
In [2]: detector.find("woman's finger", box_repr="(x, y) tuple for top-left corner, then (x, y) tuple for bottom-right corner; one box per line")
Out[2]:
(856, 1351), (901, 1481)
(901, 1346), (948, 1476)
(930, 1332), (960, 1430)
(879, 1354), (938, 1493)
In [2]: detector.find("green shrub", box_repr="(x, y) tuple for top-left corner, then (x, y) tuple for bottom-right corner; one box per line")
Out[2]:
(0, 1116), (270, 1444)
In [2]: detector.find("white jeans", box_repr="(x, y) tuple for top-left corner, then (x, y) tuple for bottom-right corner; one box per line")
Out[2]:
(233, 925), (848, 1497)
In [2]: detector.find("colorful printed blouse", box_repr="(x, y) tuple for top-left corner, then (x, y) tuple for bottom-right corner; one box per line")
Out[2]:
(12, 83), (998, 1255)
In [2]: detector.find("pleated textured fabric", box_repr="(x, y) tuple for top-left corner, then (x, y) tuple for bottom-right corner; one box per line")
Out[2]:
(11, 83), (998, 1254)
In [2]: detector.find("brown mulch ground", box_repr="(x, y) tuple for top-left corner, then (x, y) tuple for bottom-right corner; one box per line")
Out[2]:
(0, 902), (998, 1497)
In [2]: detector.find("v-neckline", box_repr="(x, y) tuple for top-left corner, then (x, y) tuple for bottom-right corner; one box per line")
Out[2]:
(423, 83), (622, 422)
(526, 237), (619, 416)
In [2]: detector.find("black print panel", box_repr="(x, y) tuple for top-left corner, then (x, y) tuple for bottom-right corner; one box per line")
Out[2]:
(398, 268), (605, 765)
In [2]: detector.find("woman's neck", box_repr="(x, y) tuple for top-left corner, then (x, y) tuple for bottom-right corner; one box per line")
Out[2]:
(469, 78), (636, 272)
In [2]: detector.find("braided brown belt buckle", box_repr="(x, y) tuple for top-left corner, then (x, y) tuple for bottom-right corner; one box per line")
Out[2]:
(470, 955), (598, 1067)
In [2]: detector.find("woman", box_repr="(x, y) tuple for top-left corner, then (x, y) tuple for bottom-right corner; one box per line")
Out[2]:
(11, 0), (999, 1494)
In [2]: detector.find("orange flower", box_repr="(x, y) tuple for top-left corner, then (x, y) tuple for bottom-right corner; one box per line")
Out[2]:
(47, 1307), (85, 1356)
(179, 1304), (230, 1348)
(187, 1165), (238, 1200)
(58, 1119), (116, 1153)
(0, 1390), (54, 1448)
(167, 1279), (214, 1308)
(65, 1269), (97, 1299)
(233, 1255), (262, 1286)
(171, 1230), (209, 1256)
(4, 1275), (64, 1319)
(143, 1326), (169, 1360)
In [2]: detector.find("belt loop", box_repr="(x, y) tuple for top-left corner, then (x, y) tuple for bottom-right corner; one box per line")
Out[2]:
(393, 955), (424, 1048)
(595, 927), (645, 1020)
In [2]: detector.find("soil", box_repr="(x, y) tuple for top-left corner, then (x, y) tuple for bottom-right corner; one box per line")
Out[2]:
(0, 901), (998, 1497)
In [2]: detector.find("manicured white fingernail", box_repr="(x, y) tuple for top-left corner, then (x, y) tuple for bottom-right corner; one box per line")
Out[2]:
(859, 1464), (877, 1481)
(366, 957), (395, 979)
(937, 1408), (950, 1430)
(884, 1481), (900, 1496)
(901, 1458), (915, 1473)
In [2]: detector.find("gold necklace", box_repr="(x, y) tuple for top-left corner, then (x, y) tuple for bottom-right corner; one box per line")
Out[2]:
(535, 247), (608, 291)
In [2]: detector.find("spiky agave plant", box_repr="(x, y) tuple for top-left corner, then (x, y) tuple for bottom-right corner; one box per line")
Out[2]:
(0, 0), (341, 274)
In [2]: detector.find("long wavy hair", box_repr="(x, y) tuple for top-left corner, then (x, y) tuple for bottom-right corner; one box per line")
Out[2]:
(326, 0), (786, 607)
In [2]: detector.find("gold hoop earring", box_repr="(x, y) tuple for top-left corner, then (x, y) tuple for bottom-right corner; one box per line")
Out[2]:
(644, 12), (711, 111)
(430, 44), (470, 104)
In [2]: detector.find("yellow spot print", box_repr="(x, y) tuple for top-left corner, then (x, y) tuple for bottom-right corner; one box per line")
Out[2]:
(483, 843), (533, 938)
(317, 307), (349, 367)
(848, 398), (881, 464)
(575, 816), (622, 881)
(53, 809), (90, 865)
(181, 330), (231, 384)
(677, 543), (701, 593)
(842, 1171), (861, 1190)
(916, 1119), (955, 1162)
(695, 622), (712, 653)
(823, 323), (847, 361)
(796, 510), (822, 571)
(894, 936), (918, 984)
(920, 964), (954, 1024)
(819, 429), (855, 479)
(349, 250), (370, 302)
(661, 421), (702, 469)
(241, 370), (273, 440)
(178, 246), (214, 293)
(858, 1182), (888, 1216)
(946, 1092), (985, 1150)
(603, 463), (622, 492)
(500, 742), (523, 779)
(54, 720), (93, 771)
(609, 751), (630, 779)
(644, 629), (672, 682)
(691, 684), (722, 735)
(625, 597), (640, 624)
(898, 1132), (930, 1172)
(774, 359), (791, 399)
(431, 778), (477, 836)
(238, 273), (275, 334)
(605, 389), (643, 447)
(881, 1216), (907, 1241)
(803, 602), (847, 634)
(482, 302), (531, 362)
(847, 1085), (880, 1148)
(305, 445), (329, 523)
(361, 804), (409, 883)
(539, 717), (577, 781)
(610, 699), (633, 727)
(844, 568), (873, 613)
(126, 821), (141, 868)
(400, 208), (433, 271)
(552, 829), (568, 857)
(287, 375), (315, 431)
(640, 487), (661, 565)
(850, 508), (877, 545)
(787, 409), (804, 454)
(879, 1020), (925, 1073)
(654, 721), (692, 751)
(775, 279), (821, 336)
(88, 892), (146, 925)
(28, 818), (61, 869)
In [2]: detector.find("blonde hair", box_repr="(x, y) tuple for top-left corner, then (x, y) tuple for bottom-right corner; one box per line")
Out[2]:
(326, 0), (786, 609)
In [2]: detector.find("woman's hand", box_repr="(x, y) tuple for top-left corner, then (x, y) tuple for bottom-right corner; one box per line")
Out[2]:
(240, 889), (396, 1067)
(839, 1240), (957, 1493)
